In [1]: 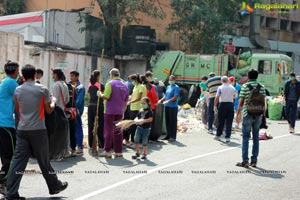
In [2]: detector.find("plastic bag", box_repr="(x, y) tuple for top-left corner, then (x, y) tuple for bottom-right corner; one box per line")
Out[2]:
(238, 60), (247, 68)
(268, 99), (283, 120)
(239, 51), (252, 61)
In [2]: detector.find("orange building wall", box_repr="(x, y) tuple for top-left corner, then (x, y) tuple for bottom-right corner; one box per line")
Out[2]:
(24, 0), (180, 50)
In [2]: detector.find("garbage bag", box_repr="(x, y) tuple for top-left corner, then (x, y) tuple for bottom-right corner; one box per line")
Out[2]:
(268, 99), (283, 120)
(239, 51), (252, 61)
(150, 103), (164, 141)
(45, 106), (69, 160)
(238, 60), (247, 68)
(247, 56), (252, 65)
(237, 76), (248, 85)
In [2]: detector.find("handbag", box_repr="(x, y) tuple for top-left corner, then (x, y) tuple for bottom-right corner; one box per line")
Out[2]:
(59, 84), (77, 120)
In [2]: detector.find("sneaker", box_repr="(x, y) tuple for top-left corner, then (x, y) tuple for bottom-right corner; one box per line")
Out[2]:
(208, 129), (213, 135)
(71, 150), (77, 157)
(161, 136), (170, 141)
(214, 136), (221, 141)
(76, 148), (84, 156)
(49, 181), (68, 195)
(141, 154), (147, 160)
(0, 183), (6, 195)
(250, 161), (257, 168)
(99, 151), (112, 158)
(225, 138), (230, 143)
(236, 161), (250, 168)
(132, 153), (140, 159)
(114, 153), (123, 158)
(98, 148), (104, 154)
(63, 151), (72, 158)
(290, 128), (295, 134)
(168, 138), (176, 142)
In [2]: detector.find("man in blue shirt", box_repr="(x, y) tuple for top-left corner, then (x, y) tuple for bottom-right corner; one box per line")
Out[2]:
(0, 62), (19, 194)
(158, 75), (180, 142)
(70, 71), (86, 155)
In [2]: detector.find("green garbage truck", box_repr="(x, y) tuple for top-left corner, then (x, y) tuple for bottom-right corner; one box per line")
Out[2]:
(150, 51), (293, 106)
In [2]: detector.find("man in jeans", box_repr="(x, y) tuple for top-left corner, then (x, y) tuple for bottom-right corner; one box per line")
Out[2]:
(214, 76), (236, 143)
(236, 69), (266, 168)
(284, 72), (300, 133)
(206, 72), (222, 134)
(6, 65), (67, 200)
(70, 71), (85, 155)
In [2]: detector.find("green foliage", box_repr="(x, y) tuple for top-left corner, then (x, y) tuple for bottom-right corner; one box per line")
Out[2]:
(96, 0), (165, 56)
(3, 0), (24, 15)
(169, 0), (243, 53)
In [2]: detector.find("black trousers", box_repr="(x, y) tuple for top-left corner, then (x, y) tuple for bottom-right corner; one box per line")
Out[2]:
(0, 127), (16, 184)
(6, 130), (61, 198)
(68, 119), (76, 151)
(124, 110), (139, 142)
(216, 102), (234, 138)
(165, 107), (178, 140)
(88, 104), (104, 148)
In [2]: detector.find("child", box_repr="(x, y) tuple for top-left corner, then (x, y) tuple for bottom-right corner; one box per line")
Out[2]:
(132, 97), (153, 160)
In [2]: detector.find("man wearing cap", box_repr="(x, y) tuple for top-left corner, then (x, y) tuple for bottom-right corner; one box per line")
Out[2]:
(214, 76), (236, 143)
(206, 72), (222, 134)
(98, 68), (129, 158)
(0, 62), (19, 194)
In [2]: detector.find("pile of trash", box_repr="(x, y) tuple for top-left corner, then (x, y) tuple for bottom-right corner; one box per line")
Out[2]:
(177, 104), (202, 134)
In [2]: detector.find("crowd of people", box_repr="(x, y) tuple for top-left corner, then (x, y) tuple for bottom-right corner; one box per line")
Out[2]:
(1, 58), (297, 199)
(196, 69), (268, 168)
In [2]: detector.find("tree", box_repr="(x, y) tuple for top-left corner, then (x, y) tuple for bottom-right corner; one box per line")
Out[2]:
(96, 0), (165, 56)
(3, 0), (24, 15)
(168, 0), (242, 53)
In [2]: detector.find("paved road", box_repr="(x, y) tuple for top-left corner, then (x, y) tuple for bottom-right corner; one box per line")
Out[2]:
(2, 119), (300, 200)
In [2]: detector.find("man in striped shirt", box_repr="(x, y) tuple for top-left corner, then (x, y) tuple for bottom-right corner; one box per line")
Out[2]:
(206, 72), (222, 134)
(236, 69), (266, 168)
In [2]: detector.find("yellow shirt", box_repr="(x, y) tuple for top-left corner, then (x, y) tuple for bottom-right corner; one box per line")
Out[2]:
(130, 84), (146, 111)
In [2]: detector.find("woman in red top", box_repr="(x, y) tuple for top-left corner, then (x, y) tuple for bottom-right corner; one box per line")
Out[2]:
(141, 72), (158, 110)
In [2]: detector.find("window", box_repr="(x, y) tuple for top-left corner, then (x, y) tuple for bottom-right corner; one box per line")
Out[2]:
(281, 61), (289, 76)
(258, 60), (272, 74)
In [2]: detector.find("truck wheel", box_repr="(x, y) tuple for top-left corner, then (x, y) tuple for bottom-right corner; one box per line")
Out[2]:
(178, 88), (188, 105)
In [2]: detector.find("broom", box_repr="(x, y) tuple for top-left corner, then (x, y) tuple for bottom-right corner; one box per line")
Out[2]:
(115, 120), (136, 130)
(92, 48), (105, 156)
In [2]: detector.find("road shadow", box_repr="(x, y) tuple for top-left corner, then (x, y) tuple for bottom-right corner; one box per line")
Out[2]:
(220, 141), (241, 148)
(50, 156), (87, 171)
(166, 140), (187, 147)
(27, 197), (67, 200)
(102, 157), (134, 167)
(28, 155), (86, 171)
(136, 158), (157, 166)
(147, 141), (167, 154)
(248, 166), (285, 179)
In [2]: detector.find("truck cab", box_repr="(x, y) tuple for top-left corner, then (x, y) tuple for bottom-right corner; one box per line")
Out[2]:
(250, 54), (292, 95)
